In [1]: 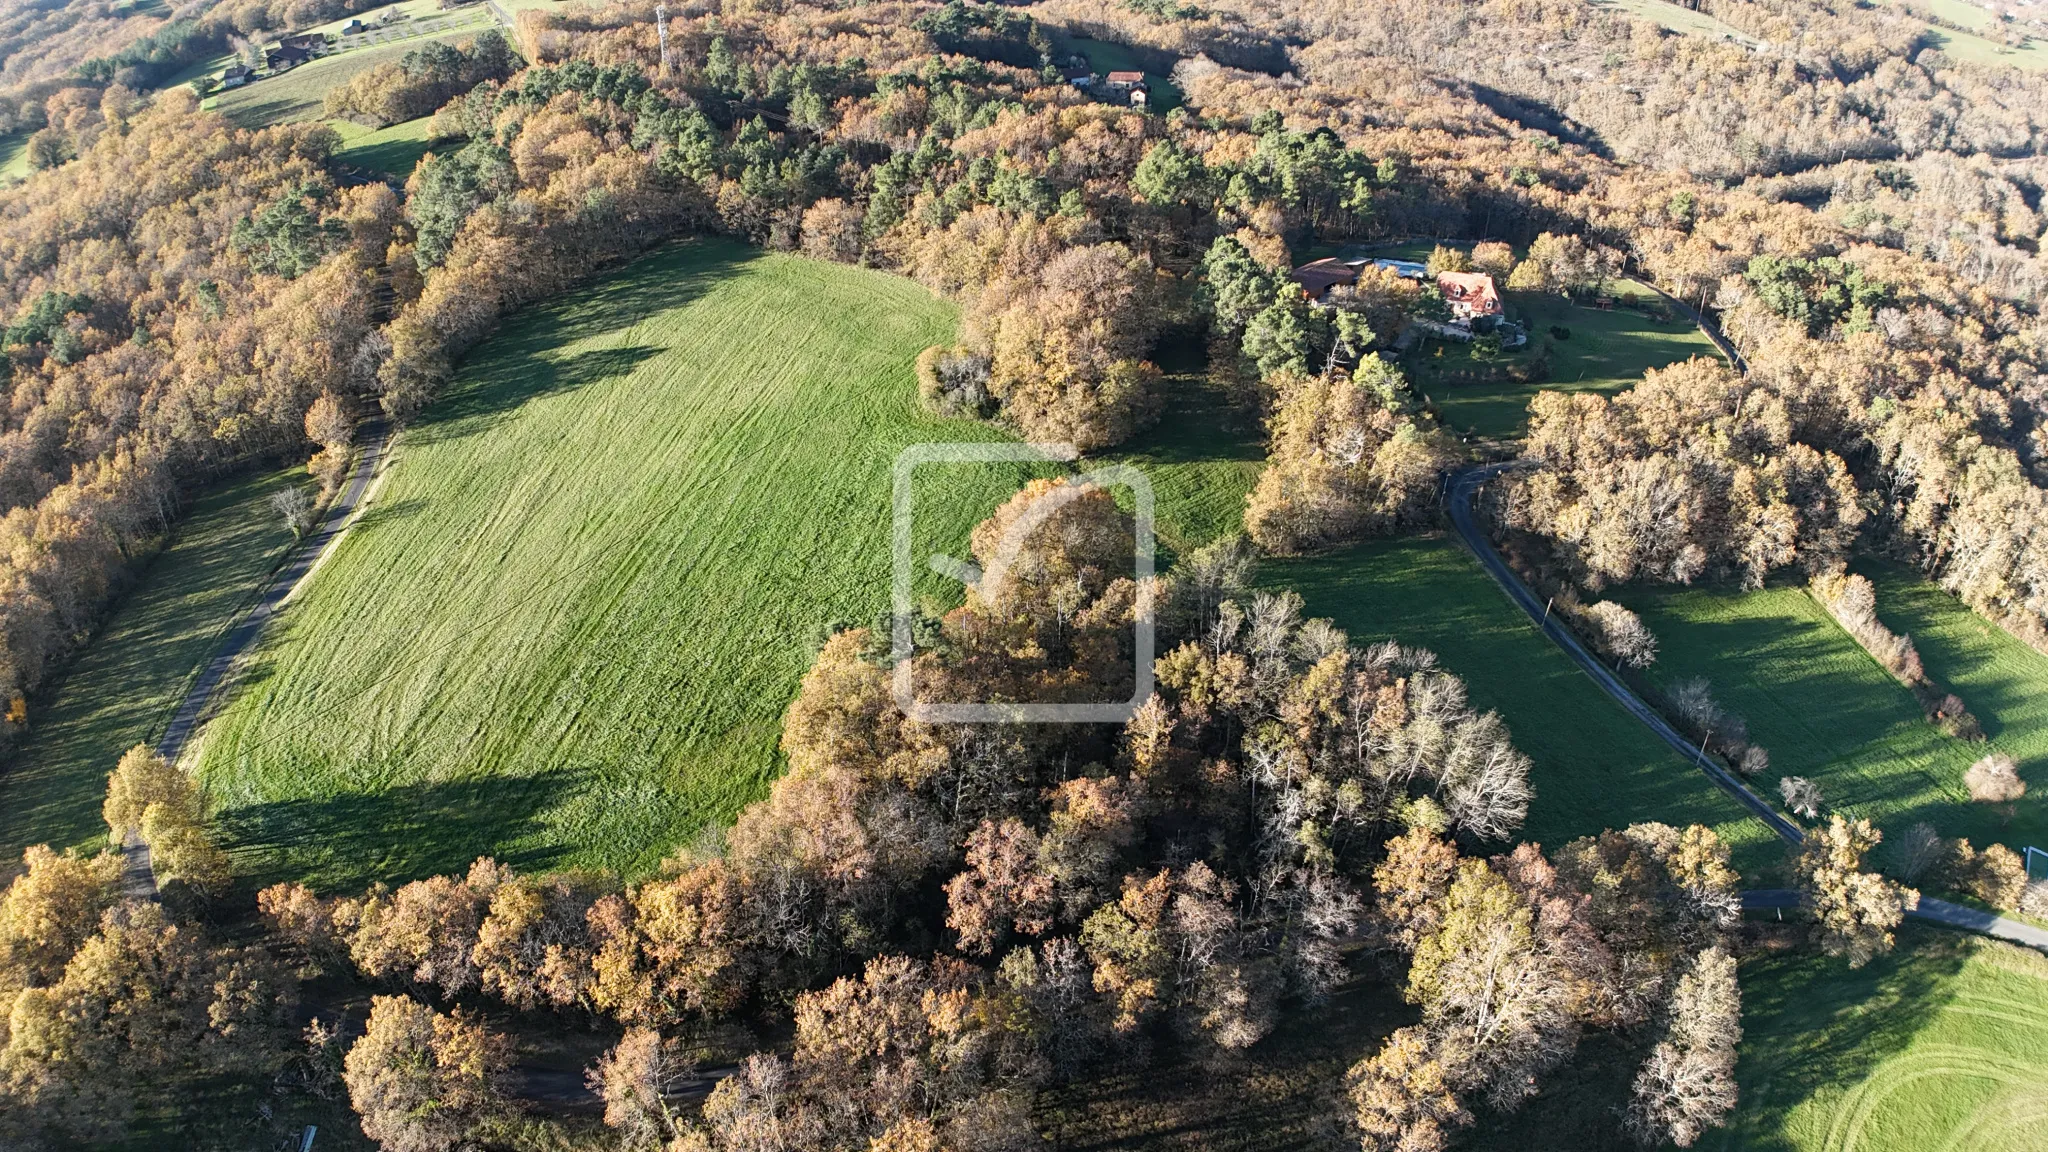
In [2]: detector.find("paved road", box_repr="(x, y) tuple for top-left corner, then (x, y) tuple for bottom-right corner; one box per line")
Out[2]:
(119, 424), (389, 898)
(1445, 464), (1802, 842)
(1446, 465), (2048, 953)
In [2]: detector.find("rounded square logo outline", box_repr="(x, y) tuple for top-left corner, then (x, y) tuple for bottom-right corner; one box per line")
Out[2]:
(891, 442), (1155, 723)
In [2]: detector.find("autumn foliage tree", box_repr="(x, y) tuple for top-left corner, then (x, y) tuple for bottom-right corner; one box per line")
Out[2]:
(1243, 357), (1452, 553)
(343, 995), (513, 1152)
(1795, 815), (1918, 967)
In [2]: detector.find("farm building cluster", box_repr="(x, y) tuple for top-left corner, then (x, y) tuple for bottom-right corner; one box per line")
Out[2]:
(1060, 61), (1153, 106)
(1290, 255), (1526, 347)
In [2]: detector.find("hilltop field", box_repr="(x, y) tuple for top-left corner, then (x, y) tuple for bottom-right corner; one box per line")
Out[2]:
(192, 239), (1038, 888)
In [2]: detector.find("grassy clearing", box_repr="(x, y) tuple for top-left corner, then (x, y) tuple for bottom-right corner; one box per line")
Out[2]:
(0, 131), (29, 181)
(328, 115), (439, 177)
(1411, 282), (1724, 439)
(1264, 535), (1779, 873)
(1595, 0), (1761, 45)
(204, 21), (491, 127)
(0, 467), (302, 866)
(1093, 341), (1265, 559)
(194, 239), (1045, 890)
(1717, 927), (2048, 1152)
(1067, 37), (1184, 111)
(1607, 572), (2048, 863)
(1881, 0), (2048, 70)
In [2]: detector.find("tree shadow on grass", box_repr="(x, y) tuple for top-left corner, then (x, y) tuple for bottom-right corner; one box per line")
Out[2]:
(404, 344), (668, 446)
(215, 769), (572, 894)
(404, 238), (761, 446)
(344, 496), (425, 533)
(1719, 925), (1975, 1151)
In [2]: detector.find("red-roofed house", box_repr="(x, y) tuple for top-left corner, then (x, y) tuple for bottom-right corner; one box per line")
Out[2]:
(1105, 70), (1145, 89)
(1436, 271), (1502, 323)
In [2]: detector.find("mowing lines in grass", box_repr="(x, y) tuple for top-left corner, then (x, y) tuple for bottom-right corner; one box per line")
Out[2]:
(194, 240), (1043, 888)
(1719, 927), (2048, 1152)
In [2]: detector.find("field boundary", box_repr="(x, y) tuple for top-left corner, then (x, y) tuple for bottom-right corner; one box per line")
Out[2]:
(1447, 464), (2048, 953)
(119, 424), (389, 898)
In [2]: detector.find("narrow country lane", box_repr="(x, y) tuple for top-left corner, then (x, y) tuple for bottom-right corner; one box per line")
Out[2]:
(119, 423), (390, 899)
(1446, 464), (2048, 953)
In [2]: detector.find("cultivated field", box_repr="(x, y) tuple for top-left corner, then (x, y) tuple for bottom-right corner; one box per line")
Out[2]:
(1266, 536), (1780, 872)
(1608, 573), (2047, 864)
(194, 240), (1039, 888)
(329, 115), (439, 176)
(1721, 927), (2048, 1152)
(0, 467), (301, 865)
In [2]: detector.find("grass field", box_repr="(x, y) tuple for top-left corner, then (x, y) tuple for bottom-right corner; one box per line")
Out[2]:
(1595, 0), (1761, 46)
(0, 131), (29, 181)
(1717, 927), (2048, 1152)
(0, 467), (302, 867)
(203, 15), (494, 127)
(1606, 570), (2048, 868)
(1264, 536), (1779, 872)
(1094, 342), (1265, 559)
(193, 239), (1047, 889)
(328, 115), (439, 176)
(1068, 37), (1184, 112)
(1412, 280), (1725, 439)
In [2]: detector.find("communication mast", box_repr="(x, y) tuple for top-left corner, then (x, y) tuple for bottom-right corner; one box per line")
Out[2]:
(655, 3), (673, 78)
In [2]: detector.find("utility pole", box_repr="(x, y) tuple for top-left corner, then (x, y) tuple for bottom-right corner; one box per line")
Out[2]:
(655, 3), (672, 78)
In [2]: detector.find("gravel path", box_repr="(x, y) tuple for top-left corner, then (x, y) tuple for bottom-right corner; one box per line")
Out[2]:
(119, 425), (389, 899)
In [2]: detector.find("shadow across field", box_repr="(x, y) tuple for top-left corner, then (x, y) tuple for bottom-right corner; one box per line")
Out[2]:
(408, 344), (667, 444)
(216, 770), (572, 893)
(1718, 927), (1976, 1150)
(1266, 536), (1774, 868)
(406, 242), (757, 446)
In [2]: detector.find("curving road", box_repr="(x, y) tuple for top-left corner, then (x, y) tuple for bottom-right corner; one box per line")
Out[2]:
(1446, 464), (2048, 953)
(119, 424), (389, 899)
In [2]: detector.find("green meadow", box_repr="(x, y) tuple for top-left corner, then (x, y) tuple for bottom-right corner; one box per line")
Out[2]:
(0, 467), (302, 865)
(328, 115), (439, 177)
(1719, 928), (2048, 1152)
(1267, 536), (1779, 871)
(1413, 279), (1725, 439)
(1608, 567), (2048, 863)
(193, 239), (1041, 889)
